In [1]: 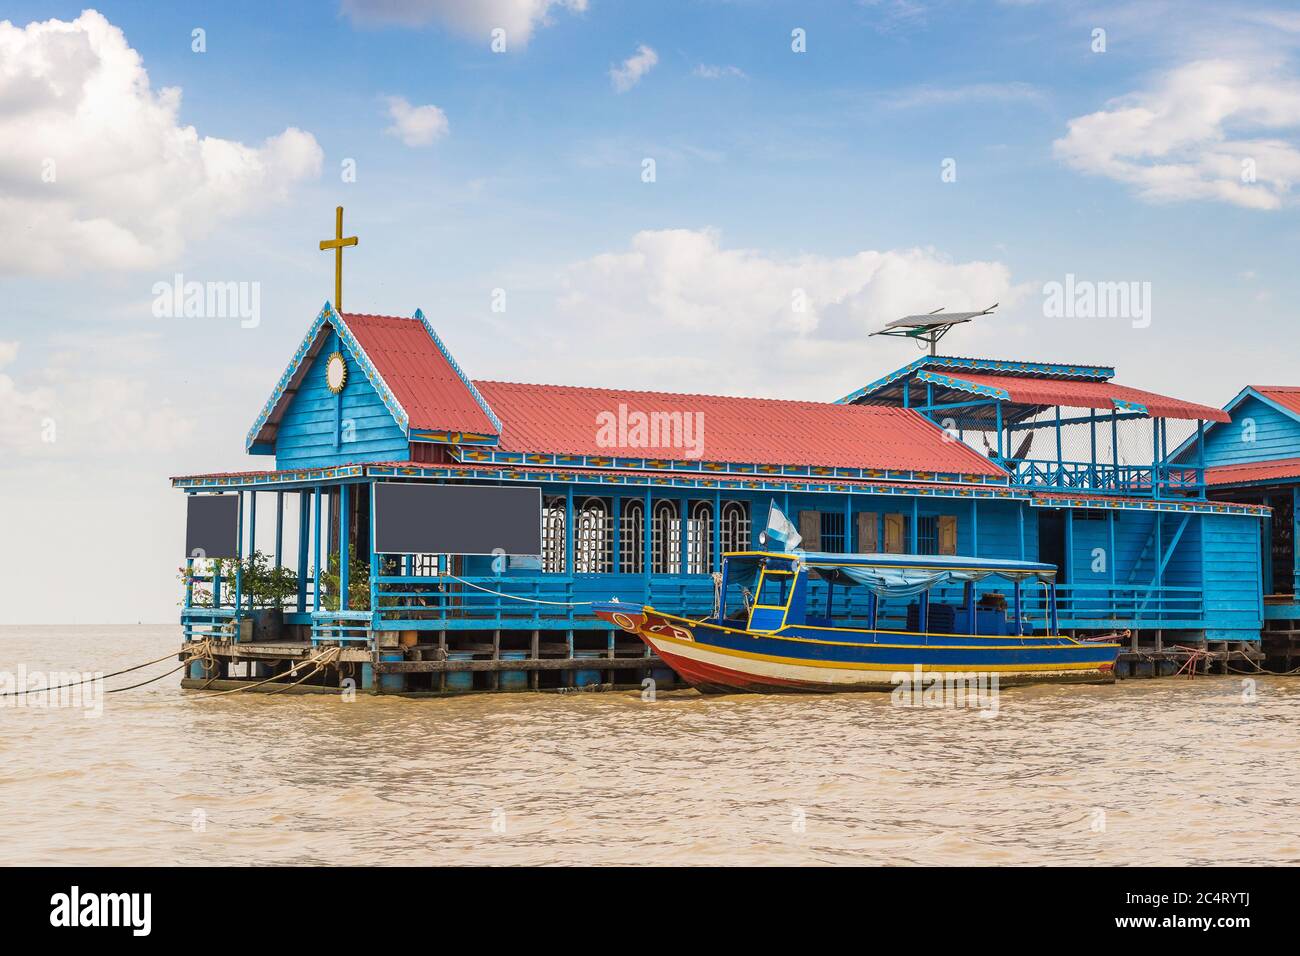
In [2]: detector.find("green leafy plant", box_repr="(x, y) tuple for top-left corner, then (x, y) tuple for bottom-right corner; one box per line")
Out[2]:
(321, 545), (371, 611)
(179, 550), (298, 609)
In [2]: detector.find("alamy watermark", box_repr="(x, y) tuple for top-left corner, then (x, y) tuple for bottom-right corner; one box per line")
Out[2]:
(152, 274), (260, 328)
(595, 403), (705, 459)
(890, 665), (999, 716)
(0, 666), (103, 718)
(1043, 274), (1151, 328)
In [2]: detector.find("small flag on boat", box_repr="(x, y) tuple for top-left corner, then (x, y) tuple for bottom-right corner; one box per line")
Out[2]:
(760, 502), (802, 551)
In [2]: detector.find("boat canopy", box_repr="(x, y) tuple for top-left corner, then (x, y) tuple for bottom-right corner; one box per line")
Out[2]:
(723, 551), (1056, 600)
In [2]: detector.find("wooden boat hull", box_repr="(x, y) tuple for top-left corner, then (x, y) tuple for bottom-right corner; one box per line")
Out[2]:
(593, 603), (1120, 694)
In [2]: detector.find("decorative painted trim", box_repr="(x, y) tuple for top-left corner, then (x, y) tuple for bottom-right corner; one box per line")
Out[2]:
(244, 303), (412, 451)
(173, 464), (367, 491)
(836, 356), (1115, 405)
(412, 308), (503, 433)
(448, 444), (1012, 486)
(1030, 493), (1268, 517)
(915, 369), (1011, 401)
(411, 429), (499, 446)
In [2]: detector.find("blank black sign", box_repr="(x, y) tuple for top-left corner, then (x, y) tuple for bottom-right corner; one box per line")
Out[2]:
(374, 483), (542, 556)
(185, 495), (239, 558)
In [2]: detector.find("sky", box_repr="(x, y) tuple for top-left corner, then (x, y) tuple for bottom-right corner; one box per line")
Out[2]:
(2, 0), (1300, 623)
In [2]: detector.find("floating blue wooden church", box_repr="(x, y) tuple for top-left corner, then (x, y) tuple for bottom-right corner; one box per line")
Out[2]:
(173, 213), (1292, 692)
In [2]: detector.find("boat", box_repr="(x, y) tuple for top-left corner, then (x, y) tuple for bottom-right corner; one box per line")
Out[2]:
(593, 550), (1121, 694)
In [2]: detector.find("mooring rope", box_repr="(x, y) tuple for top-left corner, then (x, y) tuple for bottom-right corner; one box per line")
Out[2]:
(445, 573), (596, 607)
(182, 646), (342, 700)
(0, 640), (214, 698)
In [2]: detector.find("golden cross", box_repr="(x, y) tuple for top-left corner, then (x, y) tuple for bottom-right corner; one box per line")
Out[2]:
(319, 205), (358, 312)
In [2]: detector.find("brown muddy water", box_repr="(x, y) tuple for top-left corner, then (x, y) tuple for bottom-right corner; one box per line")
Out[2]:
(1, 624), (1297, 866)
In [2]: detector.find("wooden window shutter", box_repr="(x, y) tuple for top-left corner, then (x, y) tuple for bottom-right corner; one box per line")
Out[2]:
(856, 513), (878, 553)
(798, 510), (821, 551)
(938, 515), (958, 555)
(884, 514), (905, 554)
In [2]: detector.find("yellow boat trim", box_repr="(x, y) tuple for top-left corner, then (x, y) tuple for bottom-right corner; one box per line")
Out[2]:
(646, 630), (1109, 672)
(643, 607), (1120, 651)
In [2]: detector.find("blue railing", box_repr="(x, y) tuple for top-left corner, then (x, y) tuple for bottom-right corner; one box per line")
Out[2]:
(1006, 458), (1204, 498)
(370, 573), (716, 630)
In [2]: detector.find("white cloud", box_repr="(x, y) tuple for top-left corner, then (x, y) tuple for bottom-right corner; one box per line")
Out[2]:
(693, 64), (747, 80)
(384, 96), (450, 147)
(0, 335), (195, 461)
(341, 0), (587, 48)
(610, 45), (658, 93)
(506, 229), (1019, 398)
(0, 10), (322, 275)
(1054, 58), (1300, 209)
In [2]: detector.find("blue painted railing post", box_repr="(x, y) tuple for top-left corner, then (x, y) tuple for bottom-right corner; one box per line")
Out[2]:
(339, 483), (350, 611)
(274, 490), (284, 570)
(1197, 420), (1206, 497)
(249, 490), (257, 564)
(679, 496), (689, 574)
(234, 492), (244, 629)
(1089, 410), (1097, 487)
(564, 486), (574, 576)
(312, 486), (322, 614)
(296, 491), (309, 613)
(1294, 487), (1300, 595)
(611, 494), (621, 574)
(995, 401), (1004, 460)
(1017, 503), (1025, 560)
(1013, 580), (1022, 635)
(714, 490), (723, 569)
(1111, 410), (1120, 490)
(843, 494), (853, 555)
(642, 488), (651, 587)
(1054, 406), (1063, 487)
(1151, 418), (1160, 499)
(369, 483), (379, 623)
(1064, 508), (1073, 585)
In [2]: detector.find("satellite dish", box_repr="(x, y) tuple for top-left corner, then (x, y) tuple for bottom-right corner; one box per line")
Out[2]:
(871, 304), (998, 355)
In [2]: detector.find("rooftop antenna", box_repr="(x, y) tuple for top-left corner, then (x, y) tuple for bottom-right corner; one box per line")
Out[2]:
(871, 303), (998, 355)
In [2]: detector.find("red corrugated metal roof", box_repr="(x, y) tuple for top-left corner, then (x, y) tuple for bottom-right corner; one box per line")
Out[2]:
(1205, 457), (1300, 486)
(343, 313), (497, 436)
(936, 372), (1231, 422)
(1251, 386), (1300, 418)
(470, 380), (1007, 475)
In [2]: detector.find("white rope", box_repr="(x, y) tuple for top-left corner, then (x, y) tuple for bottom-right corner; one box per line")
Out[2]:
(445, 573), (596, 607)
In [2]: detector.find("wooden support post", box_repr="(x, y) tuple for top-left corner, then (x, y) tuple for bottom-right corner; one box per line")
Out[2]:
(369, 483), (378, 630)
(715, 490), (724, 570)
(1089, 410), (1097, 487)
(491, 630), (501, 691)
(611, 494), (621, 575)
(339, 483), (350, 611)
(312, 485), (322, 613)
(297, 492), (309, 613)
(642, 488), (652, 580)
(1017, 503), (1025, 560)
(910, 498), (919, 553)
(1111, 409), (1120, 488)
(679, 496), (689, 575)
(530, 630), (540, 690)
(249, 490), (257, 560)
(970, 498), (978, 558)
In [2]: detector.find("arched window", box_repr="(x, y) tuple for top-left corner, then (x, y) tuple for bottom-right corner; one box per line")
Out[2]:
(575, 497), (612, 574)
(720, 501), (750, 555)
(687, 500), (713, 574)
(620, 499), (644, 574)
(652, 500), (680, 574)
(542, 496), (567, 573)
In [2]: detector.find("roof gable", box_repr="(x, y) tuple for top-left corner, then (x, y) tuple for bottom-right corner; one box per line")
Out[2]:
(246, 303), (500, 452)
(1171, 385), (1300, 465)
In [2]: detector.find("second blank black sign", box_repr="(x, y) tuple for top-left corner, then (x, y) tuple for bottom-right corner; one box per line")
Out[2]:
(374, 483), (541, 555)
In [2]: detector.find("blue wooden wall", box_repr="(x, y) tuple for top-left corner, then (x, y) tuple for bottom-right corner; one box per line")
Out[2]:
(275, 327), (409, 470)
(1201, 513), (1263, 639)
(1199, 394), (1300, 467)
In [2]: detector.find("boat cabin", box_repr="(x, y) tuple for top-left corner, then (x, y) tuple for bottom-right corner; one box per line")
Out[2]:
(717, 551), (1060, 637)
